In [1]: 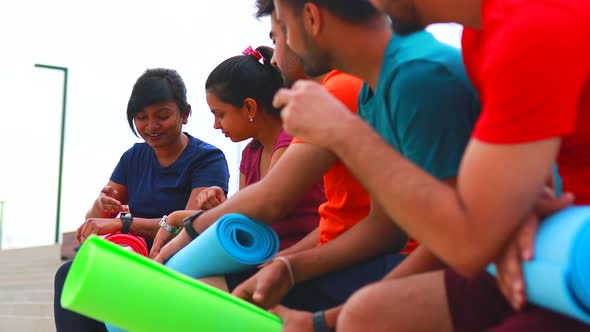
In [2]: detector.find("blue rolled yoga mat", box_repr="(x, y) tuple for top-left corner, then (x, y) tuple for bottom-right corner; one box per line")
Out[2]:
(488, 206), (590, 324)
(164, 212), (279, 277)
(105, 213), (280, 332)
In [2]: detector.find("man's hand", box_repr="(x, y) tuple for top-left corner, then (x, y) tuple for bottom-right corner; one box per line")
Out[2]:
(270, 305), (314, 332)
(274, 80), (355, 147)
(232, 259), (293, 309)
(196, 186), (226, 210)
(494, 187), (574, 310)
(77, 218), (121, 243)
(153, 230), (192, 264)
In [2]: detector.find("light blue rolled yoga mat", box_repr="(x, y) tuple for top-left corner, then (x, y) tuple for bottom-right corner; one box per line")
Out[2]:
(164, 212), (279, 277)
(102, 213), (279, 332)
(488, 206), (590, 324)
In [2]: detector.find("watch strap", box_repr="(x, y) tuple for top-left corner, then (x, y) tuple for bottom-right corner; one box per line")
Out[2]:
(183, 210), (205, 240)
(121, 213), (132, 234)
(159, 215), (181, 234)
(312, 311), (332, 332)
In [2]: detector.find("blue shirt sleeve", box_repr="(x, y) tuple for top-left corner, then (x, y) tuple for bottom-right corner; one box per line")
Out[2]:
(391, 60), (479, 179)
(190, 148), (230, 194)
(110, 148), (132, 185)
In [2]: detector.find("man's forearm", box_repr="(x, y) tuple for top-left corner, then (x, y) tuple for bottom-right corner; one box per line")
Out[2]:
(193, 144), (335, 233)
(384, 245), (446, 280)
(277, 228), (319, 257)
(288, 209), (406, 283)
(327, 117), (557, 277)
(328, 118), (467, 264)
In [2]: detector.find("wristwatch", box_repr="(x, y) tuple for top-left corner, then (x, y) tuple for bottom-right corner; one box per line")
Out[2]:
(184, 210), (205, 240)
(120, 212), (133, 234)
(159, 215), (181, 234)
(312, 311), (332, 332)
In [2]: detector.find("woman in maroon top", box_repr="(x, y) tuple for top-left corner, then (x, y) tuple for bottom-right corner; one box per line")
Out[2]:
(150, 46), (325, 257)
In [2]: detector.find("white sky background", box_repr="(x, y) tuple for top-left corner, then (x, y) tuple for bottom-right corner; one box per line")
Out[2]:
(0, 0), (462, 249)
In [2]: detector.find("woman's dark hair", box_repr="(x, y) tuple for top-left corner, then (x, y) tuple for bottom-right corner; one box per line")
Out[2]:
(126, 68), (190, 136)
(205, 46), (284, 118)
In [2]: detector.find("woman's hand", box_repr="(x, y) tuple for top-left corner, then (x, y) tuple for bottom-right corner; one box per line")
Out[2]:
(195, 186), (226, 210)
(77, 218), (121, 243)
(97, 186), (128, 214)
(150, 211), (188, 258)
(153, 230), (192, 264)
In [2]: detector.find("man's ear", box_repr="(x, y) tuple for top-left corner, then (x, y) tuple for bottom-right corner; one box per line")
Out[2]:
(302, 2), (322, 36)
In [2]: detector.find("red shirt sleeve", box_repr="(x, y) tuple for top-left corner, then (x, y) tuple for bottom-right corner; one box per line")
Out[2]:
(472, 3), (589, 143)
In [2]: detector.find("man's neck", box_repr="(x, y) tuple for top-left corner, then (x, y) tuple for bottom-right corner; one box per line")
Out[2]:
(312, 73), (329, 84)
(417, 0), (482, 28)
(334, 17), (392, 91)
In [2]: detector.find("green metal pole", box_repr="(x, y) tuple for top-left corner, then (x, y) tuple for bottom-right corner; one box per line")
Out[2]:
(35, 64), (68, 244)
(0, 201), (4, 249)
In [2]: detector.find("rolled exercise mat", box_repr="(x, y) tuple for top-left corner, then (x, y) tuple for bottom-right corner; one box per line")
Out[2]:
(61, 235), (282, 332)
(164, 213), (280, 277)
(106, 214), (280, 331)
(101, 234), (148, 332)
(488, 206), (590, 324)
(103, 233), (149, 257)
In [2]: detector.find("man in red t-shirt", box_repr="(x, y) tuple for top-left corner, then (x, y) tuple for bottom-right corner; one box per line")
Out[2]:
(268, 0), (590, 331)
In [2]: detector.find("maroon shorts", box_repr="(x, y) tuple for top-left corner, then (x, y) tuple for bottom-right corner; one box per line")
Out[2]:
(444, 269), (590, 332)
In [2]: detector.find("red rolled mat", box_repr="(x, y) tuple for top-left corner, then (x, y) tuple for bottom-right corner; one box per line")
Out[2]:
(104, 233), (149, 257)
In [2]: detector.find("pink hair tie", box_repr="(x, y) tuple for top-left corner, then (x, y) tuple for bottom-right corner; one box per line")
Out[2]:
(242, 46), (264, 61)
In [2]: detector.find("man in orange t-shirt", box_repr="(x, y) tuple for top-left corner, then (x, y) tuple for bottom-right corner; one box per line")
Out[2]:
(294, 70), (418, 251)
(293, 70), (370, 246)
(154, 0), (409, 312)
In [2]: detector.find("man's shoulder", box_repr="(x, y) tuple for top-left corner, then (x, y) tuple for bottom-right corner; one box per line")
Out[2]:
(321, 70), (364, 113)
(383, 33), (466, 88)
(321, 70), (363, 92)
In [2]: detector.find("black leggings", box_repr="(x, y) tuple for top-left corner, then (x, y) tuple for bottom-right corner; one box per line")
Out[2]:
(54, 261), (107, 332)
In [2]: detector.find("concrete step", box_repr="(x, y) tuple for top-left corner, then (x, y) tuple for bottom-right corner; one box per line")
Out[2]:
(0, 245), (63, 331)
(0, 315), (55, 332)
(0, 303), (53, 316)
(0, 289), (54, 302)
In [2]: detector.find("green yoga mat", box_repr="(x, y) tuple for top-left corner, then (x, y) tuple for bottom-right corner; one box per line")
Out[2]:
(61, 235), (282, 332)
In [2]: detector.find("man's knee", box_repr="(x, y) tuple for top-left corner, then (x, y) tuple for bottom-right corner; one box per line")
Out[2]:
(338, 282), (383, 330)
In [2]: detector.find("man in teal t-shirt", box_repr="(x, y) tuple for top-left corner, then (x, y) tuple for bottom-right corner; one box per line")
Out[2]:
(233, 0), (481, 329)
(358, 30), (480, 179)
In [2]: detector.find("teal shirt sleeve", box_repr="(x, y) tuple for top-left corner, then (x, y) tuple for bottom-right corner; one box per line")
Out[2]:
(390, 60), (479, 179)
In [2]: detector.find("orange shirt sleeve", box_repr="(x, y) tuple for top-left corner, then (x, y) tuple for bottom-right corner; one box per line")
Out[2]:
(292, 71), (364, 144)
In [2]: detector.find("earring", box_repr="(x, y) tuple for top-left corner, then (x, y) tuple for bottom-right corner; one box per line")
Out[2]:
(249, 117), (253, 122)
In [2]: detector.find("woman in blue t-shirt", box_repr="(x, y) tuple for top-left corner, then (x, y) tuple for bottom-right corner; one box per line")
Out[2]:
(150, 47), (326, 257)
(54, 68), (230, 332)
